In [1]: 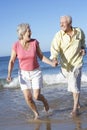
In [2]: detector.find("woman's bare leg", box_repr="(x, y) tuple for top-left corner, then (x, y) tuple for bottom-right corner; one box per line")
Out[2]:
(33, 89), (49, 112)
(23, 89), (39, 119)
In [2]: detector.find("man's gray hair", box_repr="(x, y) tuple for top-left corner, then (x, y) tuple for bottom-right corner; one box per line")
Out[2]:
(60, 15), (72, 24)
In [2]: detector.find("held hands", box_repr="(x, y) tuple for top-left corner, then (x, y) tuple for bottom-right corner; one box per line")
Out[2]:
(51, 59), (59, 67)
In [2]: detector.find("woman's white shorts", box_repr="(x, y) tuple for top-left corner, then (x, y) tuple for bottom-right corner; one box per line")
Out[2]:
(18, 68), (43, 90)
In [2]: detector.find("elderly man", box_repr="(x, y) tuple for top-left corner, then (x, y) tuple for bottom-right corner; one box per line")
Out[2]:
(50, 15), (86, 116)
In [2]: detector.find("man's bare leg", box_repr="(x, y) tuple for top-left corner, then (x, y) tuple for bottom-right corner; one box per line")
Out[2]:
(71, 93), (80, 116)
(77, 94), (81, 109)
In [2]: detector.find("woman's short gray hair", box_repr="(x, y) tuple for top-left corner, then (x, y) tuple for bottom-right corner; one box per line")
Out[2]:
(17, 23), (31, 40)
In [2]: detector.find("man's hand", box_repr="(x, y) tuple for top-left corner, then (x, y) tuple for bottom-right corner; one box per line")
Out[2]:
(52, 59), (59, 66)
(80, 49), (86, 56)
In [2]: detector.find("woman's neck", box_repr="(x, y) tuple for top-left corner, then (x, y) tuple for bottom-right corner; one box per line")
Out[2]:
(20, 40), (30, 50)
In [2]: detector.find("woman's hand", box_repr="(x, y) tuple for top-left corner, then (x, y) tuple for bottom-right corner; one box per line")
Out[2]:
(6, 76), (12, 82)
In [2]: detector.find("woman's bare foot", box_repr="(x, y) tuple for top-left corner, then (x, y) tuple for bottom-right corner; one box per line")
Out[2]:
(44, 105), (49, 112)
(34, 112), (39, 120)
(34, 115), (40, 120)
(44, 99), (49, 112)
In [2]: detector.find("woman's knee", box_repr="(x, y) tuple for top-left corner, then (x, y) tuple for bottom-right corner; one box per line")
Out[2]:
(25, 95), (33, 104)
(33, 89), (40, 100)
(23, 91), (32, 103)
(33, 94), (39, 100)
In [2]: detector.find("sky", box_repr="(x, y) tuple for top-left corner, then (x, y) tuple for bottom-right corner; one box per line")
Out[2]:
(0, 0), (87, 56)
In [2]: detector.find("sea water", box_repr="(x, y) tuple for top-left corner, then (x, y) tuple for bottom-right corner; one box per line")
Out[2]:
(0, 50), (87, 129)
(0, 51), (87, 88)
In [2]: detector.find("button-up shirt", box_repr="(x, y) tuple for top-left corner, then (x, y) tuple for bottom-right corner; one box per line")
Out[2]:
(50, 27), (86, 71)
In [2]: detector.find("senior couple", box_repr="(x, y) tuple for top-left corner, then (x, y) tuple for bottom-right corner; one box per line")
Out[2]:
(7, 15), (86, 119)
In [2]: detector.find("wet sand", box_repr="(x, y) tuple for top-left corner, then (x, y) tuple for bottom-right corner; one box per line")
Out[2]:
(0, 84), (87, 130)
(0, 113), (87, 130)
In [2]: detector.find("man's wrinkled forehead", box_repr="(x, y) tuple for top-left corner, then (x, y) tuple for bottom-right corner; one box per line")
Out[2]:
(60, 16), (72, 24)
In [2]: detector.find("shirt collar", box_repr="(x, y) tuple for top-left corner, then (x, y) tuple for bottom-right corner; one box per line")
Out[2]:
(61, 27), (76, 36)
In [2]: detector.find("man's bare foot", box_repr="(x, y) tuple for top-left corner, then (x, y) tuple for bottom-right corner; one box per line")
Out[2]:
(70, 111), (77, 117)
(70, 109), (79, 117)
(77, 104), (81, 109)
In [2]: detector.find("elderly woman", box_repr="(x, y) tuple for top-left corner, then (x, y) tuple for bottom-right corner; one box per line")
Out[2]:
(7, 23), (57, 119)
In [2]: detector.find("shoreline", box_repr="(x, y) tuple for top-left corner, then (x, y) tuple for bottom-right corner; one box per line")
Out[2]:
(0, 84), (87, 130)
(0, 114), (87, 130)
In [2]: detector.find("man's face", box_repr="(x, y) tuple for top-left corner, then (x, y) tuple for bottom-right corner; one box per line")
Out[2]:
(60, 17), (70, 32)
